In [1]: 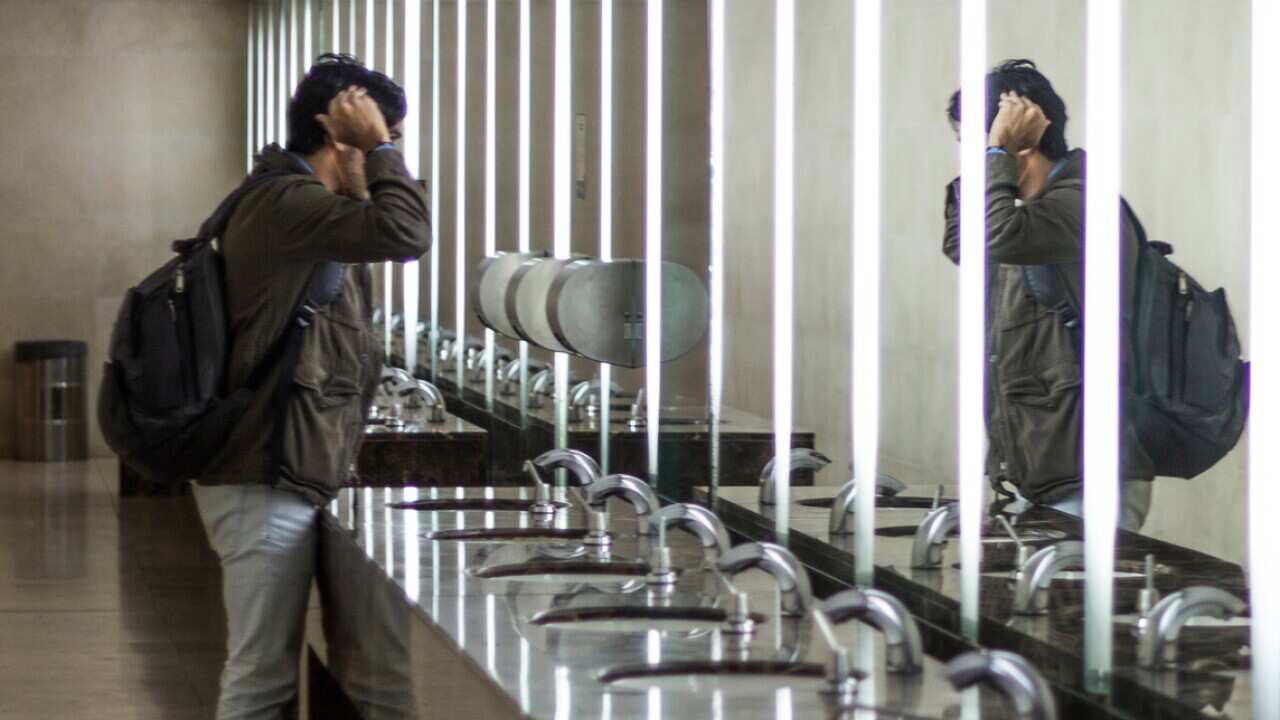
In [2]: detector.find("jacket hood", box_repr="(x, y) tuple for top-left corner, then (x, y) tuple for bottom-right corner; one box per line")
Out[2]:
(250, 143), (312, 177)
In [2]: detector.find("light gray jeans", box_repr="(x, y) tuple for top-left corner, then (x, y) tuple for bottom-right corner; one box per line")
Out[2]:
(194, 483), (320, 720)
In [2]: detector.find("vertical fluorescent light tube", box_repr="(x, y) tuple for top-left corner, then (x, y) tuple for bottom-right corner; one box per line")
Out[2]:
(247, 3), (255, 172)
(1083, 0), (1121, 693)
(258, 2), (266, 151)
(1252, 3), (1280, 718)
(349, 0), (357, 57)
(772, 0), (795, 538)
(851, 0), (881, 587)
(708, 0), (725, 492)
(303, 0), (312, 72)
(332, 0), (341, 53)
(366, 0), (375, 64)
(279, 0), (288, 142)
(599, 0), (613, 473)
(554, 0), (572, 455)
(956, 0), (986, 642)
(429, 0), (441, 380)
(385, 0), (394, 71)
(456, 0), (468, 387)
(517, 0), (531, 411)
(403, 0), (421, 375)
(1252, 4), (1280, 717)
(484, 0), (497, 406)
(290, 0), (298, 84)
(644, 0), (663, 484)
(266, 0), (275, 144)
(383, 1), (395, 363)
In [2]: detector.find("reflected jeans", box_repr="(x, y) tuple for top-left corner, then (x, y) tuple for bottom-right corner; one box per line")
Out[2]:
(1045, 480), (1153, 532)
(194, 483), (320, 720)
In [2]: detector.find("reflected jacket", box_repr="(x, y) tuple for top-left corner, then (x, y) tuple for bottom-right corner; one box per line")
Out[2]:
(199, 145), (431, 505)
(942, 149), (1155, 505)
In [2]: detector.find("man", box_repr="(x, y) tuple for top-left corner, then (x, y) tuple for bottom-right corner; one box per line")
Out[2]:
(942, 59), (1153, 530)
(195, 54), (430, 719)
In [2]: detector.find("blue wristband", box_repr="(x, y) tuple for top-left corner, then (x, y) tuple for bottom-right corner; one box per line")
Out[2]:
(986, 146), (1010, 157)
(368, 142), (397, 155)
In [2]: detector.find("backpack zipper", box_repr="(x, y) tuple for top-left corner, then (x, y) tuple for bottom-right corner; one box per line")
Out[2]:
(172, 263), (196, 402)
(1178, 272), (1192, 320)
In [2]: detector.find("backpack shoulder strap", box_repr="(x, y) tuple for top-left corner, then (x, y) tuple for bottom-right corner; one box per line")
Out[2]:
(242, 261), (347, 484)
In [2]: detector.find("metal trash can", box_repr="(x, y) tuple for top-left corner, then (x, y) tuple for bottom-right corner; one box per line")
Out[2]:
(14, 340), (88, 461)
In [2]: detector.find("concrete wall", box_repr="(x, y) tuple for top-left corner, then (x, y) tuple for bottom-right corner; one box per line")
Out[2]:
(0, 0), (249, 459)
(721, 0), (1252, 564)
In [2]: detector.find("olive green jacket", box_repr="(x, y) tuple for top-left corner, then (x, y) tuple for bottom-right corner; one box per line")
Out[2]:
(200, 145), (431, 505)
(943, 149), (1154, 504)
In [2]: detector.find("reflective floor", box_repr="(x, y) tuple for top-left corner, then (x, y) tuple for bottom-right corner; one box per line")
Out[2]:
(0, 460), (223, 719)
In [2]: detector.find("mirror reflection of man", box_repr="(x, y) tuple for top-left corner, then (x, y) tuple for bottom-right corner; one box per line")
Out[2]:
(942, 59), (1153, 531)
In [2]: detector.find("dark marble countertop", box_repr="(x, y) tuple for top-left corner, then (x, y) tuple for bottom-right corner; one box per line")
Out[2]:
(315, 486), (1030, 719)
(705, 485), (1254, 720)
(432, 369), (812, 438)
(363, 414), (487, 439)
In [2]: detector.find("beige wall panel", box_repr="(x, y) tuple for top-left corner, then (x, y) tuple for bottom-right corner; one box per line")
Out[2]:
(0, 0), (247, 459)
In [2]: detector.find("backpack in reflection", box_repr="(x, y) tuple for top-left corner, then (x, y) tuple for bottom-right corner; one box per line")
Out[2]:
(1024, 200), (1247, 479)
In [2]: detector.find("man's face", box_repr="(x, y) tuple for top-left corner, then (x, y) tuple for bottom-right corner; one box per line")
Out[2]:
(389, 122), (403, 144)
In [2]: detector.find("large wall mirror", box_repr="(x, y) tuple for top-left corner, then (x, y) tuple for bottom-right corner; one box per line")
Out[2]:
(248, 1), (1274, 716)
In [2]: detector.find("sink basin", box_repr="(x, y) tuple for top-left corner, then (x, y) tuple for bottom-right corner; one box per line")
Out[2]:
(389, 498), (569, 512)
(530, 605), (768, 634)
(470, 560), (650, 586)
(597, 660), (839, 695)
(798, 496), (951, 510)
(425, 528), (587, 544)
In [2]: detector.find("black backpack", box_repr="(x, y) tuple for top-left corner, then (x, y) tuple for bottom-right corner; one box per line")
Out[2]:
(98, 171), (345, 483)
(1024, 200), (1248, 479)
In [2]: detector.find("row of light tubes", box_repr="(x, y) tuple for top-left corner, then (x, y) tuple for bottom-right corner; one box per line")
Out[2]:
(246, 2), (1276, 713)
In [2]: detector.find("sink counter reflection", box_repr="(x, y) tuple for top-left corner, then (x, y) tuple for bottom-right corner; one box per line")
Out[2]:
(313, 486), (1026, 719)
(704, 485), (1254, 720)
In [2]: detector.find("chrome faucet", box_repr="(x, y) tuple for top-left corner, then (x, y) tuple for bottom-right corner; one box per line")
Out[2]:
(642, 503), (732, 558)
(628, 387), (647, 428)
(497, 358), (523, 395)
(584, 474), (659, 535)
(1136, 586), (1246, 668)
(522, 460), (560, 517)
(828, 474), (908, 535)
(910, 503), (960, 569)
(821, 588), (923, 674)
(398, 380), (447, 423)
(380, 366), (415, 393)
(1012, 541), (1084, 615)
(568, 380), (623, 422)
(527, 368), (554, 407)
(530, 448), (601, 489)
(758, 448), (832, 506)
(945, 650), (1058, 720)
(809, 607), (864, 704)
(716, 542), (814, 618)
(466, 346), (492, 381)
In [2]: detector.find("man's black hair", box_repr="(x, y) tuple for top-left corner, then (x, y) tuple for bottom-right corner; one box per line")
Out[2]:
(286, 53), (407, 154)
(947, 59), (1069, 160)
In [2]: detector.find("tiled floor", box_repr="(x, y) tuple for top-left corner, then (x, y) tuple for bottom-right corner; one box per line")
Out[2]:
(0, 459), (224, 719)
